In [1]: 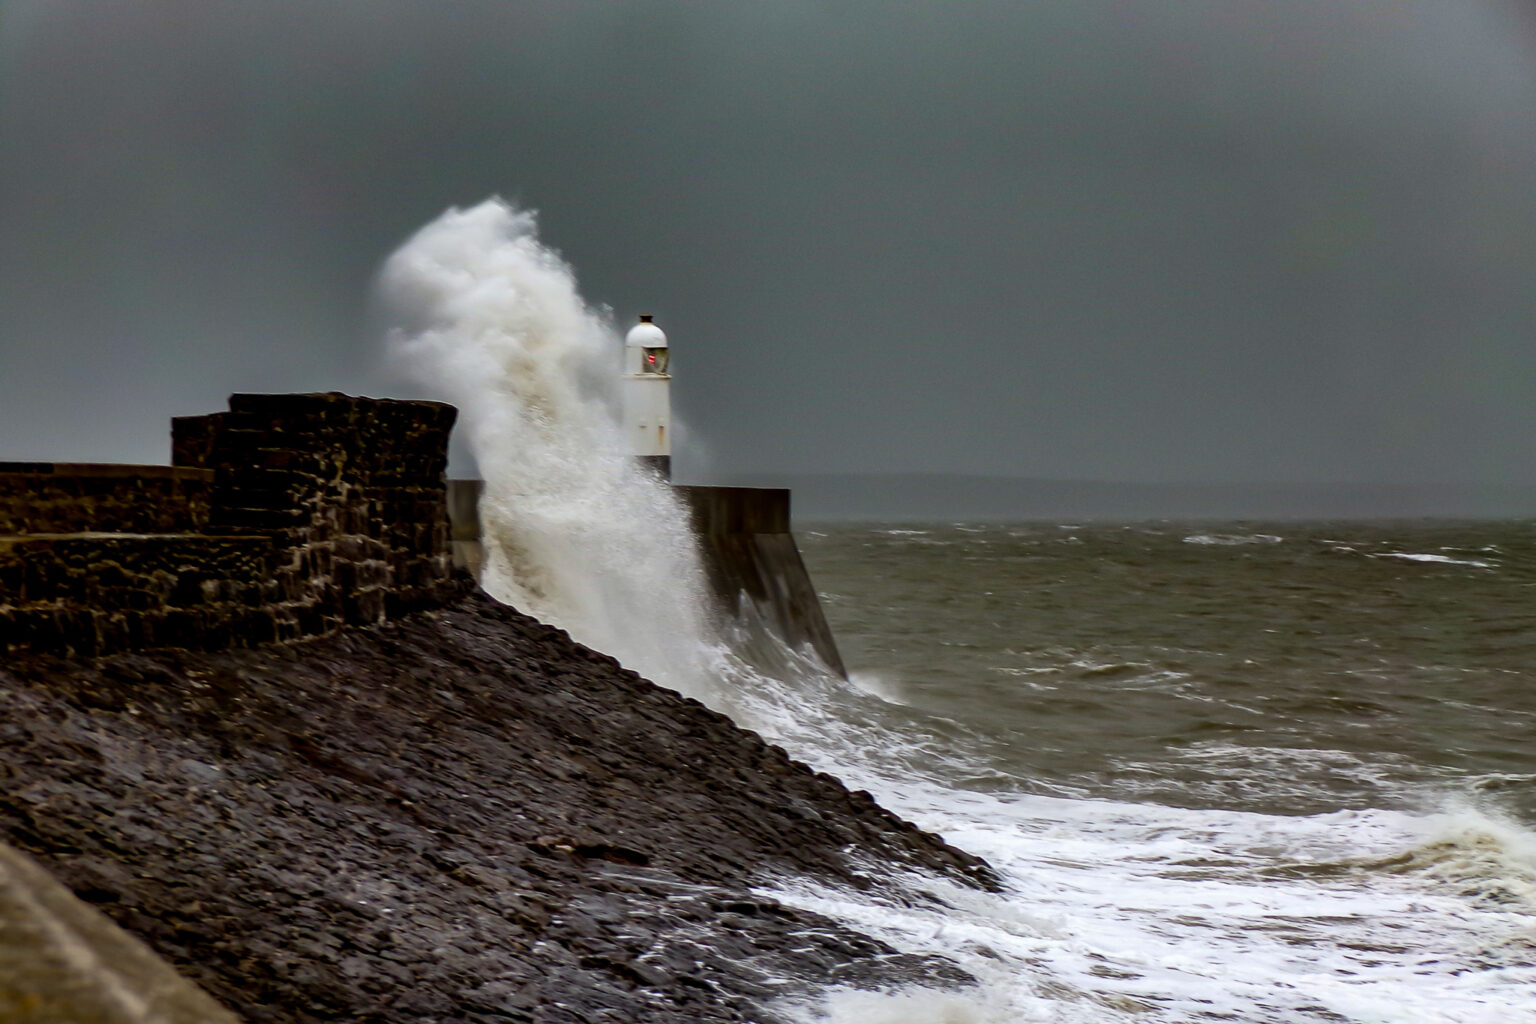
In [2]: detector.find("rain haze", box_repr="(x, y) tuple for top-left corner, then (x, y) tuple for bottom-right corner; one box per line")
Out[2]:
(3, 1), (1534, 517)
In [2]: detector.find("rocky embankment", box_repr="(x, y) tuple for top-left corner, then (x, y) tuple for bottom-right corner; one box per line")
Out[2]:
(0, 591), (995, 1023)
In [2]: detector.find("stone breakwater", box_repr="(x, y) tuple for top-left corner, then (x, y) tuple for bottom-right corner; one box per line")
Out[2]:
(0, 391), (997, 1019)
(0, 592), (996, 1022)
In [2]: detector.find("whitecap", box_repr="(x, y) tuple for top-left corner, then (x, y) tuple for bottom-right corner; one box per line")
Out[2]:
(849, 670), (908, 706)
(1372, 552), (1496, 569)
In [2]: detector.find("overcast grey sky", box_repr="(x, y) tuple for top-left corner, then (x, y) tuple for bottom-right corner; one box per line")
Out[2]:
(2, 1), (1534, 489)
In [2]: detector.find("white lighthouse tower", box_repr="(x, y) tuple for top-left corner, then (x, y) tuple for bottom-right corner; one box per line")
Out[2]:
(622, 313), (671, 479)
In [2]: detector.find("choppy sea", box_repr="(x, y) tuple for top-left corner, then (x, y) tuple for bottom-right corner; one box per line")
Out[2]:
(731, 519), (1536, 1024)
(382, 203), (1535, 1022)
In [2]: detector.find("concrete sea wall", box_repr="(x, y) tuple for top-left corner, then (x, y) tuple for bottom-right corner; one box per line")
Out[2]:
(675, 485), (846, 677)
(447, 480), (846, 676)
(0, 840), (242, 1024)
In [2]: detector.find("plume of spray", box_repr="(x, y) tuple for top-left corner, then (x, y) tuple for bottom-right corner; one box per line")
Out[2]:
(374, 198), (728, 707)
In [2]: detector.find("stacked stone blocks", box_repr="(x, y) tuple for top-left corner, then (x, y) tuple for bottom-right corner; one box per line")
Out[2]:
(0, 463), (213, 535)
(0, 393), (466, 657)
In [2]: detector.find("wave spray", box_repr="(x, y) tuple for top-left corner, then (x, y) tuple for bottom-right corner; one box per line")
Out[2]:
(375, 199), (726, 706)
(370, 199), (1166, 1023)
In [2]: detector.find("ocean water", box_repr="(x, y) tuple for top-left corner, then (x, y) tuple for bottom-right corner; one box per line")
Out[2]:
(377, 202), (1536, 1023)
(740, 520), (1536, 1024)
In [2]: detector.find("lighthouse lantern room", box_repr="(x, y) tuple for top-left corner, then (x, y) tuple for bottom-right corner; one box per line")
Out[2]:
(622, 313), (671, 479)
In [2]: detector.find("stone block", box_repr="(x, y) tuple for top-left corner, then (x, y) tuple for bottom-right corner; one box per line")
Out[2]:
(346, 588), (386, 626)
(171, 413), (226, 468)
(0, 559), (24, 599)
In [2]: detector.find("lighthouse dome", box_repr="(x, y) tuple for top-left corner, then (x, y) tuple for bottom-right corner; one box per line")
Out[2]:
(625, 314), (668, 348)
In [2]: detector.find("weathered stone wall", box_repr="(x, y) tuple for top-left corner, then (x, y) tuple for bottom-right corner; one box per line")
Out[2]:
(175, 393), (461, 621)
(0, 393), (467, 658)
(0, 463), (213, 535)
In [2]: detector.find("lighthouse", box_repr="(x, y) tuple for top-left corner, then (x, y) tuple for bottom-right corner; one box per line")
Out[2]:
(622, 313), (671, 479)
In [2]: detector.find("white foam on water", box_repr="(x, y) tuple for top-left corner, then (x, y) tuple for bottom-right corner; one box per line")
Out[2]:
(1372, 552), (1497, 569)
(1183, 533), (1284, 546)
(1113, 742), (1449, 810)
(376, 204), (1536, 1023)
(849, 670), (909, 705)
(759, 763), (1536, 1024)
(726, 664), (1536, 1024)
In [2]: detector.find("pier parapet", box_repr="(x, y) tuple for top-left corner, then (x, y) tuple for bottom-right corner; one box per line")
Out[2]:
(0, 393), (465, 657)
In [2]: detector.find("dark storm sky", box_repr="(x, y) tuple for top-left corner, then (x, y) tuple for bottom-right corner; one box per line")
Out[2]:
(2, 1), (1534, 486)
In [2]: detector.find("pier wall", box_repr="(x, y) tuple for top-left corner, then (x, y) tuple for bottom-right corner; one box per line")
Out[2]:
(447, 479), (846, 676)
(0, 393), (843, 675)
(0, 393), (465, 657)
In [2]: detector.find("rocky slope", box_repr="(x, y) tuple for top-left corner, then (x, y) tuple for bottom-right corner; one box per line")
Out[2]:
(0, 591), (995, 1023)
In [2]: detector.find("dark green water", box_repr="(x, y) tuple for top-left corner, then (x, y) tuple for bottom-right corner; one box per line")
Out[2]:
(735, 520), (1536, 1021)
(799, 520), (1536, 821)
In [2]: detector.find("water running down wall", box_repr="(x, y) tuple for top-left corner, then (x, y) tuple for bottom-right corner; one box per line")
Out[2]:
(447, 477), (846, 677)
(378, 199), (846, 694)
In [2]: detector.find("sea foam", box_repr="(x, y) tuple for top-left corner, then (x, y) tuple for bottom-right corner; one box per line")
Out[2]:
(377, 204), (1536, 1024)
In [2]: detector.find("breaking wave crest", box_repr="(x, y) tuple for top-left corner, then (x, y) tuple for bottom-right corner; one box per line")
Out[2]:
(375, 198), (728, 707)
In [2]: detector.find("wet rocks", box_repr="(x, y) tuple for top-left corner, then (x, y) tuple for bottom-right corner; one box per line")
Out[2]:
(0, 591), (995, 1022)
